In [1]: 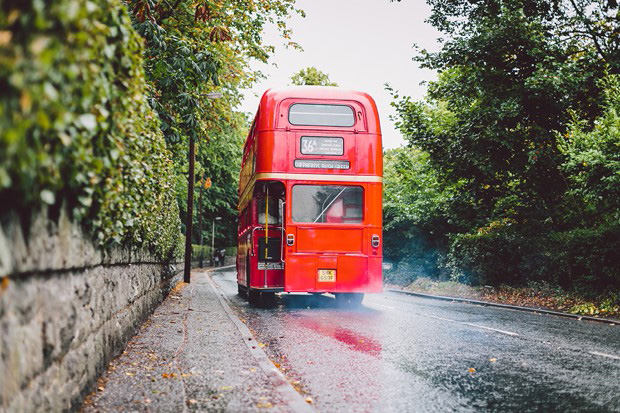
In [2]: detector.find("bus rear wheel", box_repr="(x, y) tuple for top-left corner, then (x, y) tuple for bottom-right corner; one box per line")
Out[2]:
(248, 290), (277, 308)
(248, 289), (260, 306)
(237, 283), (248, 299)
(335, 293), (364, 308)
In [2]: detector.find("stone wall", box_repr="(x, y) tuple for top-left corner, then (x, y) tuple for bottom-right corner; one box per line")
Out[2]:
(0, 208), (179, 412)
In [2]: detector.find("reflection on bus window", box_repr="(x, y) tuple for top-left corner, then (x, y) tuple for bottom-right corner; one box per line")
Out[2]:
(258, 196), (281, 225)
(289, 104), (355, 127)
(292, 185), (363, 223)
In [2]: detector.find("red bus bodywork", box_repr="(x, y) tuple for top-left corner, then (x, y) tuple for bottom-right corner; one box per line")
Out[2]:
(236, 87), (382, 304)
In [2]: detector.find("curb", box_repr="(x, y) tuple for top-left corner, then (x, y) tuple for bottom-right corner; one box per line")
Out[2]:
(202, 270), (315, 412)
(387, 289), (619, 326)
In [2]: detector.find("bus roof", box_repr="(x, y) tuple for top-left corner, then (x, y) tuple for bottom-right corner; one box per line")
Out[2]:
(255, 86), (381, 133)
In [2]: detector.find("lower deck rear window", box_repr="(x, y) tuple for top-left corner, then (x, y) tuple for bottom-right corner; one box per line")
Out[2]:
(292, 185), (363, 223)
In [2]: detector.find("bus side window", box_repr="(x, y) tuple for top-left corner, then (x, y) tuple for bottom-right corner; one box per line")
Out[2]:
(258, 196), (282, 225)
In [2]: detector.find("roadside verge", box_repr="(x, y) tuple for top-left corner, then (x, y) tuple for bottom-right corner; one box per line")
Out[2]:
(388, 289), (619, 325)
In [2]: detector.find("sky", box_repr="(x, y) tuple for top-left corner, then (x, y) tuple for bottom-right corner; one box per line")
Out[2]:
(239, 0), (441, 149)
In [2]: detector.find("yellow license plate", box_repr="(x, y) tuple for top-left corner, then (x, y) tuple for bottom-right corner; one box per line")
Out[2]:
(318, 269), (336, 282)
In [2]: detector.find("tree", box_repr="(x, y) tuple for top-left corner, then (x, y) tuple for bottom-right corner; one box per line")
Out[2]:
(559, 75), (620, 224)
(383, 147), (463, 281)
(290, 67), (338, 86)
(124, 0), (305, 245)
(387, 0), (620, 290)
(393, 0), (619, 226)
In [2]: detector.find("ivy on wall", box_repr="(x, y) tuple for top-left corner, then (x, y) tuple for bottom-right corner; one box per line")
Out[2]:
(0, 0), (181, 261)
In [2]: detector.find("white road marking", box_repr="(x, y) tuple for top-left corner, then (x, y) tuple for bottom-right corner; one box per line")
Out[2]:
(375, 304), (396, 310)
(589, 351), (620, 360)
(462, 323), (520, 337)
(424, 314), (520, 337)
(369, 301), (520, 337)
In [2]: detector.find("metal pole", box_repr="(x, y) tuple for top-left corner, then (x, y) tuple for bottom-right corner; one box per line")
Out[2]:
(183, 137), (196, 283)
(211, 219), (215, 265)
(182, 92), (222, 282)
(198, 175), (204, 268)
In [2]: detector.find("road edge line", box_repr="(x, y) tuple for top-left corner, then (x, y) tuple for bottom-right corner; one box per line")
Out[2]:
(201, 270), (315, 412)
(387, 289), (619, 325)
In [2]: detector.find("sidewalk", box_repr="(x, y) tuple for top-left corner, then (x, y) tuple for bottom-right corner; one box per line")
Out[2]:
(81, 269), (312, 412)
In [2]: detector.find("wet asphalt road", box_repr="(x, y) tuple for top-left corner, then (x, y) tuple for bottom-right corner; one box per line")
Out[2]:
(211, 269), (620, 412)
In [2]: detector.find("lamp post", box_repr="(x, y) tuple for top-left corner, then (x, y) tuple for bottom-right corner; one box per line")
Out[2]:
(212, 216), (222, 266)
(183, 92), (222, 283)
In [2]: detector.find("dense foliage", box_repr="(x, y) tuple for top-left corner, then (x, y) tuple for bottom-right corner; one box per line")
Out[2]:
(0, 0), (306, 261)
(290, 66), (338, 86)
(0, 0), (181, 260)
(386, 0), (620, 295)
(125, 0), (304, 248)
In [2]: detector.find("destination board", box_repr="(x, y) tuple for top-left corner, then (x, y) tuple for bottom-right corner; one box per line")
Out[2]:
(294, 159), (350, 169)
(300, 136), (344, 155)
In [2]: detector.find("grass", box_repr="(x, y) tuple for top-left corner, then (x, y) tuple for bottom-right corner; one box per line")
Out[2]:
(395, 278), (620, 319)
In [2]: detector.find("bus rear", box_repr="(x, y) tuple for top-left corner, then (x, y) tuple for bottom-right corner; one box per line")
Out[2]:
(237, 87), (383, 306)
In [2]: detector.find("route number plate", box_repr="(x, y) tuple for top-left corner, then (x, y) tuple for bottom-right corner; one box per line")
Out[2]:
(318, 269), (336, 282)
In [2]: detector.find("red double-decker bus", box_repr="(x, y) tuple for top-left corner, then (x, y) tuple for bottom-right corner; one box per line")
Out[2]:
(236, 86), (383, 306)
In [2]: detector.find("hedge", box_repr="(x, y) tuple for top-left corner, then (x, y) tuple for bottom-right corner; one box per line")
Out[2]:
(0, 0), (181, 261)
(447, 223), (620, 295)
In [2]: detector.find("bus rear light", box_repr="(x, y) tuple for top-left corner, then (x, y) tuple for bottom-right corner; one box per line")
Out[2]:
(371, 235), (380, 248)
(286, 234), (295, 246)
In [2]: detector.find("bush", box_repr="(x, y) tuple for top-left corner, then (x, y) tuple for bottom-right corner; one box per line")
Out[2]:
(447, 224), (532, 286)
(0, 0), (181, 261)
(550, 225), (620, 294)
(192, 245), (212, 261)
(446, 223), (620, 295)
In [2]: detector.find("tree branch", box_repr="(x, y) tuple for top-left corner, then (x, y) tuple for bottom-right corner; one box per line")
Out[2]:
(567, 0), (609, 62)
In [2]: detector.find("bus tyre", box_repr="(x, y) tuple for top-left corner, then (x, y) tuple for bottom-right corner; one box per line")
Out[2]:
(260, 292), (277, 308)
(248, 289), (261, 306)
(248, 290), (277, 308)
(237, 283), (247, 299)
(243, 256), (251, 301)
(335, 293), (364, 308)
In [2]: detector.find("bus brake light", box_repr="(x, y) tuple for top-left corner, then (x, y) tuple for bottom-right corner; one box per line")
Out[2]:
(371, 235), (380, 248)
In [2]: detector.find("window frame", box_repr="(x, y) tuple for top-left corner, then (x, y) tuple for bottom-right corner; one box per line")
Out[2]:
(291, 184), (364, 224)
(288, 103), (356, 128)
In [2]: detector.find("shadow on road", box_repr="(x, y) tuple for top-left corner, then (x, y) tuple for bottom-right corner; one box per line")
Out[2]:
(279, 293), (378, 313)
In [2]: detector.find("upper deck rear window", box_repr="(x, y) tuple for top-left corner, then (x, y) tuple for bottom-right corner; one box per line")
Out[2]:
(288, 104), (355, 127)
